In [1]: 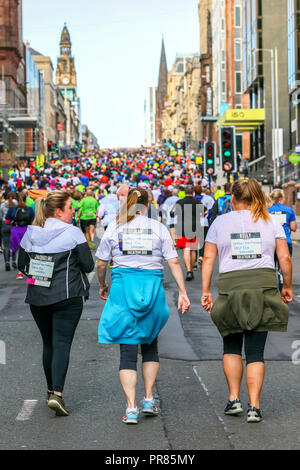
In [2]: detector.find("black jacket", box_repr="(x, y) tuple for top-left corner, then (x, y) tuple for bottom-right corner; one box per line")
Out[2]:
(18, 218), (94, 306)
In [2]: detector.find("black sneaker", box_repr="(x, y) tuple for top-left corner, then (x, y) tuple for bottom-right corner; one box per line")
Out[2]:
(186, 272), (194, 282)
(247, 405), (262, 423)
(48, 394), (69, 416)
(12, 262), (17, 270)
(224, 398), (243, 415)
(5, 263), (10, 272)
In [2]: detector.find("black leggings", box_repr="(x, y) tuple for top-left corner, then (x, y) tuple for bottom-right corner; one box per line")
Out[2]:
(30, 297), (83, 393)
(2, 225), (16, 265)
(120, 339), (159, 371)
(223, 331), (268, 365)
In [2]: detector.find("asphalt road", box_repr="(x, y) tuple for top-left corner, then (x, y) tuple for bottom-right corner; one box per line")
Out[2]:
(0, 242), (299, 450)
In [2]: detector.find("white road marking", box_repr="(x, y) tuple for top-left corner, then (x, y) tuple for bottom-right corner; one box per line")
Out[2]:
(16, 400), (38, 421)
(192, 366), (235, 449)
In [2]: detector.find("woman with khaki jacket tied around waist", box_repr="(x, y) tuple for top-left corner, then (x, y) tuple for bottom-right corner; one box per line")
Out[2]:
(201, 179), (293, 423)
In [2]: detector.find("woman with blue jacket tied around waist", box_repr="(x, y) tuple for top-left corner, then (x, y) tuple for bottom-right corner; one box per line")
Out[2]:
(96, 187), (190, 425)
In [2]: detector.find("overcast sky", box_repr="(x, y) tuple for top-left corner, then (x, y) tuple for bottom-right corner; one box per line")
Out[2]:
(23, 0), (200, 148)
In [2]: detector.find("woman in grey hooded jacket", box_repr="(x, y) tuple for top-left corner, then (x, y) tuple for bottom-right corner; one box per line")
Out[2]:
(18, 191), (94, 417)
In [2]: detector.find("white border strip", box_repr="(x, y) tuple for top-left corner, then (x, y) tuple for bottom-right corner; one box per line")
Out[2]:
(16, 400), (38, 421)
(193, 366), (235, 449)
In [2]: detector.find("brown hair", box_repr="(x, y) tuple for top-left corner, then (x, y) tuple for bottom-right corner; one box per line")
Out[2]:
(116, 187), (149, 226)
(270, 189), (284, 205)
(33, 191), (71, 227)
(194, 185), (202, 196)
(231, 179), (271, 223)
(16, 192), (27, 208)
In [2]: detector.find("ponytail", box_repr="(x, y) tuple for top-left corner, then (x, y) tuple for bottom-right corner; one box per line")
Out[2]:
(232, 179), (271, 223)
(33, 191), (71, 228)
(33, 198), (46, 227)
(116, 187), (149, 226)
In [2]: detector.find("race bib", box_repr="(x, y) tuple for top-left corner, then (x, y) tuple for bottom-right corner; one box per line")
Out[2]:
(122, 229), (153, 255)
(28, 254), (55, 287)
(231, 232), (262, 260)
(270, 211), (287, 226)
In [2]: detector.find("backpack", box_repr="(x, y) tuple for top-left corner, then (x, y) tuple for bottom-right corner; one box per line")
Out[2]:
(218, 196), (232, 215)
(14, 207), (32, 227)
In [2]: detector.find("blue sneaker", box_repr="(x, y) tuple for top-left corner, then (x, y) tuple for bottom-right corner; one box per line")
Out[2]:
(122, 409), (139, 425)
(141, 398), (160, 416)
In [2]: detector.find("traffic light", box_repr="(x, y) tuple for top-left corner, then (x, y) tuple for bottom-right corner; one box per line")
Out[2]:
(220, 126), (237, 173)
(47, 141), (53, 152)
(201, 137), (207, 149)
(204, 141), (216, 176)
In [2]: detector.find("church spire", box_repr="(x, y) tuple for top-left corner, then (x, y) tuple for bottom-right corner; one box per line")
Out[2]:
(60, 23), (72, 57)
(157, 37), (168, 96)
(155, 37), (168, 142)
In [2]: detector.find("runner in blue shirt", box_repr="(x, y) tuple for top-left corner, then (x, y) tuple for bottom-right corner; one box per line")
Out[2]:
(268, 189), (297, 291)
(268, 190), (297, 254)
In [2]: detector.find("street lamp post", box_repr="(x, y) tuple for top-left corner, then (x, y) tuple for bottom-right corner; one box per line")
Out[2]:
(251, 47), (279, 186)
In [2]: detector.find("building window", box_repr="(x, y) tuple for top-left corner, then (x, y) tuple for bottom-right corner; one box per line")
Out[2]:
(236, 72), (242, 93)
(235, 41), (242, 61)
(205, 65), (210, 83)
(235, 6), (241, 27)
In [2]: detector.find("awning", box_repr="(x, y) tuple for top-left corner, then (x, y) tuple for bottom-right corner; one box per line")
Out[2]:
(217, 109), (265, 132)
(7, 117), (38, 129)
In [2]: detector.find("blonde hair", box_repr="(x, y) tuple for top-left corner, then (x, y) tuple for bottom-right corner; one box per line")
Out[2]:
(270, 189), (284, 205)
(116, 187), (149, 226)
(232, 179), (271, 223)
(33, 191), (71, 227)
(264, 192), (273, 209)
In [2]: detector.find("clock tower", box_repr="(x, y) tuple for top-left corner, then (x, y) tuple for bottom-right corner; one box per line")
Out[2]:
(56, 23), (77, 101)
(56, 23), (81, 146)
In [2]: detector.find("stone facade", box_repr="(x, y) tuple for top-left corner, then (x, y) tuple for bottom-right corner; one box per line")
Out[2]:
(161, 55), (201, 150)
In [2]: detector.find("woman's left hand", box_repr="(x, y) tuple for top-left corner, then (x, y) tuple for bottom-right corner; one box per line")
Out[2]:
(201, 293), (214, 314)
(99, 285), (108, 301)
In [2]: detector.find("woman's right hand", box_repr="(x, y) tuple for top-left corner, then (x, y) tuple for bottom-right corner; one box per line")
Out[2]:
(178, 293), (190, 315)
(201, 293), (214, 314)
(281, 287), (293, 304)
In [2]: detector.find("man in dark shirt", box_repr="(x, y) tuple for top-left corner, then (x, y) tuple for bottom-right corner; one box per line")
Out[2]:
(173, 185), (205, 281)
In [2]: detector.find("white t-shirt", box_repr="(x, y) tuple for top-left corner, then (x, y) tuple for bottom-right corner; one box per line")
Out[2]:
(206, 210), (286, 274)
(201, 194), (215, 227)
(96, 215), (178, 270)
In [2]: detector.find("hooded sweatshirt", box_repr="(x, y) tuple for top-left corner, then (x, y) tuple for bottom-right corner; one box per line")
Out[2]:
(18, 218), (94, 306)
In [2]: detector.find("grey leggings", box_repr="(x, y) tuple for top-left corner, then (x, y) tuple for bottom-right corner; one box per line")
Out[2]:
(119, 339), (159, 371)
